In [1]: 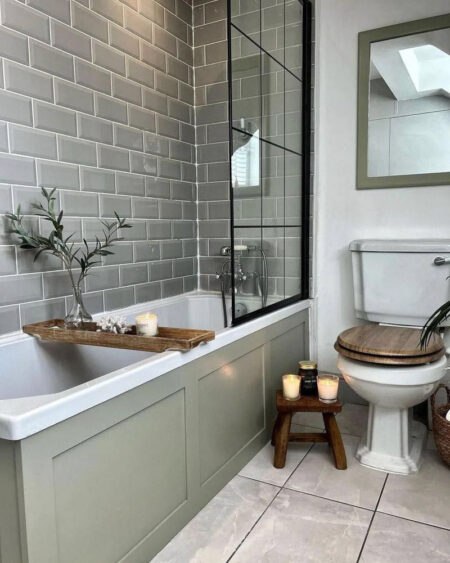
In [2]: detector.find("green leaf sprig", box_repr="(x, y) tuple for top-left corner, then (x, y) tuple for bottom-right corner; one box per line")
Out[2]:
(7, 187), (132, 288)
(420, 300), (450, 349)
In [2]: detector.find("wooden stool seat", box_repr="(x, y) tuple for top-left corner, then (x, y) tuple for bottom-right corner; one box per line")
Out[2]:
(272, 391), (347, 470)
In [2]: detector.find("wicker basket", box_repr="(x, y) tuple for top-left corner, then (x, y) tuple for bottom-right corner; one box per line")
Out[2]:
(431, 384), (450, 467)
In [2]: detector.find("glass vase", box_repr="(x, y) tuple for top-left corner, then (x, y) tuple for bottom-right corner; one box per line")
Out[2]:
(65, 285), (92, 328)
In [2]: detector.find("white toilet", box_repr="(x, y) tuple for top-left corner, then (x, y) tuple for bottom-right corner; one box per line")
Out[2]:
(335, 239), (450, 474)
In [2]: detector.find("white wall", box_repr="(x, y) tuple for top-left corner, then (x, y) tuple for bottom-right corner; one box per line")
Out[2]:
(314, 0), (450, 372)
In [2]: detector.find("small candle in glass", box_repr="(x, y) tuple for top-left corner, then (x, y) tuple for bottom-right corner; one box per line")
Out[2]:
(317, 374), (339, 403)
(135, 312), (158, 336)
(282, 374), (301, 401)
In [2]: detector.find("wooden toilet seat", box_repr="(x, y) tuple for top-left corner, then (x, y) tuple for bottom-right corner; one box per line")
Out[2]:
(335, 325), (445, 366)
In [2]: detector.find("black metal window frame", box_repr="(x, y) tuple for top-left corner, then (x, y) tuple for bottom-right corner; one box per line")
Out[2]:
(227, 0), (313, 326)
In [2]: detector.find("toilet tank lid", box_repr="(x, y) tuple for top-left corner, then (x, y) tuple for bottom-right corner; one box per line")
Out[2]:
(349, 239), (450, 253)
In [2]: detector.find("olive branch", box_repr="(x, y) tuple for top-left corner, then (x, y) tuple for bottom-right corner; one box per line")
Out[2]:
(6, 187), (132, 289)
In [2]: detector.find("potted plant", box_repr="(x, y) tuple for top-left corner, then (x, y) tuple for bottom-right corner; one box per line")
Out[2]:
(421, 300), (450, 348)
(7, 188), (131, 328)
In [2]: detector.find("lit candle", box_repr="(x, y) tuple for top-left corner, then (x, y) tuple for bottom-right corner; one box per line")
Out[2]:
(135, 312), (158, 336)
(282, 374), (301, 401)
(317, 374), (339, 403)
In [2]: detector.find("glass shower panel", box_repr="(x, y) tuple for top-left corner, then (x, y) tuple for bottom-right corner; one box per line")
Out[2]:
(231, 0), (260, 41)
(285, 0), (303, 79)
(284, 227), (302, 298)
(232, 129), (261, 225)
(261, 54), (284, 146)
(285, 71), (302, 153)
(233, 227), (264, 318)
(231, 28), (261, 135)
(261, 0), (284, 63)
(261, 140), (284, 226)
(229, 0), (311, 324)
(285, 153), (302, 225)
(263, 227), (286, 303)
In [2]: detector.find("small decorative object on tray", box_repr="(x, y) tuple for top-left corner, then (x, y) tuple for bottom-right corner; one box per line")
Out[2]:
(22, 319), (215, 353)
(135, 312), (158, 336)
(96, 316), (130, 334)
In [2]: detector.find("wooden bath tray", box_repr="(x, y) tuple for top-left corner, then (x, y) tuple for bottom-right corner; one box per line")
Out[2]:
(22, 319), (215, 353)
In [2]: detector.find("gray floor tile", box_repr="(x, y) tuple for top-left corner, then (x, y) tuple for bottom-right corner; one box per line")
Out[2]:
(336, 403), (368, 437)
(292, 403), (368, 438)
(292, 409), (324, 429)
(378, 449), (450, 530)
(360, 512), (450, 563)
(230, 488), (372, 563)
(285, 434), (387, 510)
(238, 424), (316, 487)
(152, 475), (279, 563)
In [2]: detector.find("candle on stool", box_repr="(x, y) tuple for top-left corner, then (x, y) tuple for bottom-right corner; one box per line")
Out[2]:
(282, 374), (301, 401)
(317, 374), (339, 403)
(136, 312), (158, 336)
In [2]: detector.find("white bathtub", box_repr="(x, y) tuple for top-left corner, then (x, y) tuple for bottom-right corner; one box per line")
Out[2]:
(0, 291), (311, 440)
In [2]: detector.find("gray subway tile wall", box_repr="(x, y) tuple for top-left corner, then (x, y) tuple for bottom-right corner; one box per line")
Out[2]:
(193, 0), (230, 292)
(0, 0), (197, 335)
(0, 0), (313, 335)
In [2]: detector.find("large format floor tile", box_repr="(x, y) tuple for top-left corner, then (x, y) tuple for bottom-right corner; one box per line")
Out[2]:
(292, 403), (368, 438)
(378, 450), (450, 530)
(238, 425), (316, 487)
(153, 476), (279, 563)
(360, 512), (450, 563)
(230, 488), (372, 563)
(286, 434), (387, 510)
(336, 403), (368, 437)
(292, 409), (324, 429)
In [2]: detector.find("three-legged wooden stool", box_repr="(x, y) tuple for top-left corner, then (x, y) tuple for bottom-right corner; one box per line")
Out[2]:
(272, 390), (347, 470)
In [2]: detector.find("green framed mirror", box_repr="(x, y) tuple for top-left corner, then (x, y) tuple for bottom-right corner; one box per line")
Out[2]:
(357, 13), (450, 189)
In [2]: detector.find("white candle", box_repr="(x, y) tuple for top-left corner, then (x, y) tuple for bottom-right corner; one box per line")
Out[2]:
(282, 374), (301, 401)
(135, 312), (158, 336)
(317, 374), (339, 403)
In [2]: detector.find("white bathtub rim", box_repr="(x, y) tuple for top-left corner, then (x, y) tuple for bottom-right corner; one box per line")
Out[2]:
(0, 293), (311, 440)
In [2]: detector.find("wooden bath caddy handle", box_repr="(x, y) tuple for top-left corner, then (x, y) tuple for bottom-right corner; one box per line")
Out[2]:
(22, 319), (215, 353)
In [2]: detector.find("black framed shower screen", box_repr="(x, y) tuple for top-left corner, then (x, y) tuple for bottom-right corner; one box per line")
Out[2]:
(227, 0), (312, 325)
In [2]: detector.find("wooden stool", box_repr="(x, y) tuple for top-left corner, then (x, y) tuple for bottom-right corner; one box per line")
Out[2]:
(272, 391), (347, 470)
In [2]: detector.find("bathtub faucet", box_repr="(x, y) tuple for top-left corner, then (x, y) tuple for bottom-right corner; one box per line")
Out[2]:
(216, 259), (247, 293)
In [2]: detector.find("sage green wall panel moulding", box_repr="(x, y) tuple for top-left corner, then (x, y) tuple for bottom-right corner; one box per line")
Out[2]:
(0, 308), (309, 563)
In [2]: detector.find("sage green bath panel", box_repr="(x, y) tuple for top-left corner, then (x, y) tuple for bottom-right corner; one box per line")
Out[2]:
(199, 345), (265, 484)
(0, 309), (309, 562)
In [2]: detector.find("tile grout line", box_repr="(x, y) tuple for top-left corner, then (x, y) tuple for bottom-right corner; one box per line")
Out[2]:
(227, 444), (315, 563)
(239, 441), (315, 490)
(282, 485), (375, 514)
(356, 472), (389, 563)
(375, 509), (450, 533)
(225, 486), (285, 563)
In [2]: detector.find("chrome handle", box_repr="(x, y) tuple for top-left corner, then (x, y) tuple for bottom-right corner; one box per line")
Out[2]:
(434, 256), (450, 266)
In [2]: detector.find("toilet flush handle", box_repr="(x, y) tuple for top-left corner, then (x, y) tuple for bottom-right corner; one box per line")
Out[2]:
(433, 256), (450, 266)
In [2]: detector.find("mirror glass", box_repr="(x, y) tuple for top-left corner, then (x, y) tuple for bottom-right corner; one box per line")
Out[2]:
(357, 14), (450, 189)
(368, 29), (450, 177)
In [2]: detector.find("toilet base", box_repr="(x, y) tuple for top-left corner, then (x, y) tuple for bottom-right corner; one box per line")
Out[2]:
(356, 404), (427, 474)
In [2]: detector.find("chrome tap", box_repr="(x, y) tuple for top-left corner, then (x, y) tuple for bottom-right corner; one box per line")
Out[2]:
(216, 259), (247, 294)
